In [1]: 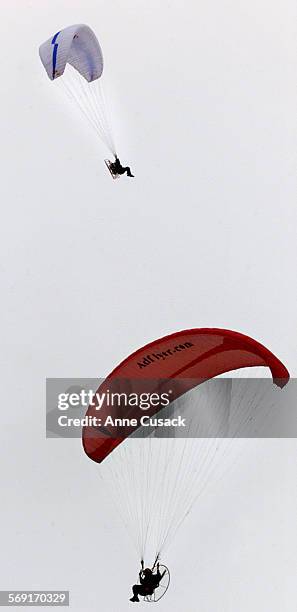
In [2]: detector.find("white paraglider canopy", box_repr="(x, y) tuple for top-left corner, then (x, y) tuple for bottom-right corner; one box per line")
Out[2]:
(39, 24), (116, 156)
(39, 24), (103, 82)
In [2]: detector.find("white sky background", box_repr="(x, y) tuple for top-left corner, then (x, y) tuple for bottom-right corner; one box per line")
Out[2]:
(0, 0), (296, 610)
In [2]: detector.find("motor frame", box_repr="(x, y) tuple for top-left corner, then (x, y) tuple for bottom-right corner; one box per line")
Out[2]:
(142, 565), (170, 603)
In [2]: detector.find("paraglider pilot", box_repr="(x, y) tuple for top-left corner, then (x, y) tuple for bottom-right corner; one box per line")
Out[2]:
(130, 560), (163, 602)
(110, 155), (134, 178)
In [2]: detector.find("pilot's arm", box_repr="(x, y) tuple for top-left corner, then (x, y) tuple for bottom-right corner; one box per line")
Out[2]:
(156, 563), (166, 584)
(139, 560), (145, 583)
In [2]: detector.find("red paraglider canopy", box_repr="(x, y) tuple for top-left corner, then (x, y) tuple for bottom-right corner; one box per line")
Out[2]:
(82, 328), (289, 463)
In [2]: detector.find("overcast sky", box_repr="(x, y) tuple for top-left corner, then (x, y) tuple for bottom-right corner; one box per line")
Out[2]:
(0, 0), (296, 610)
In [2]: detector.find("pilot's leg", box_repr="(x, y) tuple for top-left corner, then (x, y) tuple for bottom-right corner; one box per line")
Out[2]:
(130, 585), (146, 601)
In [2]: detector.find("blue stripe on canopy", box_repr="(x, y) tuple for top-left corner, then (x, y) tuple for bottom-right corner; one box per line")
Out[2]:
(51, 31), (61, 78)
